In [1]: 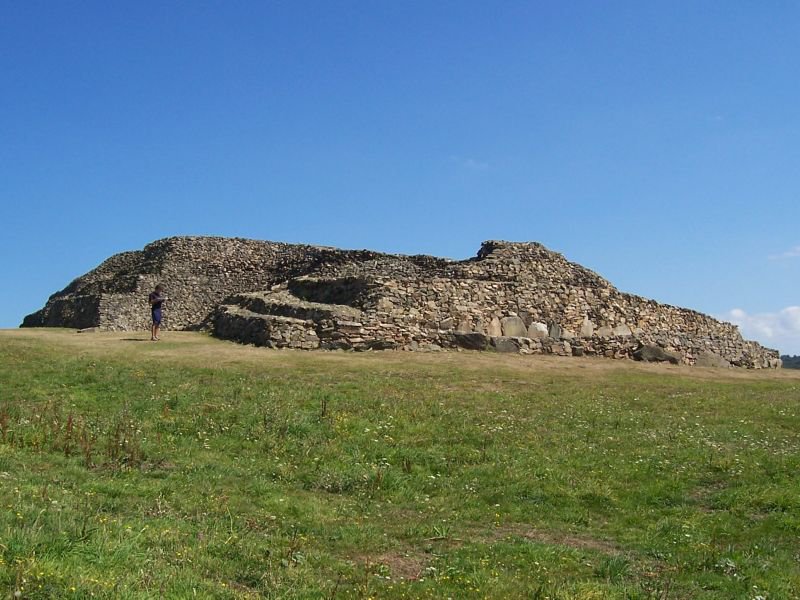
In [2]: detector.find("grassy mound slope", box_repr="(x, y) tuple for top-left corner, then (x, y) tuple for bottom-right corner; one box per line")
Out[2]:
(1, 330), (799, 599)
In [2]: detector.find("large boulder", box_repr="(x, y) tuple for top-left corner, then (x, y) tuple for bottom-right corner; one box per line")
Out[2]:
(501, 316), (527, 337)
(487, 317), (503, 337)
(694, 351), (731, 368)
(451, 331), (490, 351)
(528, 322), (548, 339)
(613, 324), (632, 337)
(579, 318), (595, 338)
(633, 344), (680, 365)
(491, 336), (521, 353)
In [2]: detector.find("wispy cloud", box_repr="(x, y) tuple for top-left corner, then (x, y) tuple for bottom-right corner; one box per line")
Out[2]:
(768, 245), (800, 260)
(721, 306), (800, 355)
(450, 155), (490, 172)
(464, 158), (489, 171)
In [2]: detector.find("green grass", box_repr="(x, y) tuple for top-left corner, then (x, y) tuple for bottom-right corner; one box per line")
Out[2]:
(1, 330), (799, 599)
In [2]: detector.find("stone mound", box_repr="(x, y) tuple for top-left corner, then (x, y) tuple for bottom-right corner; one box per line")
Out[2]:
(22, 236), (781, 368)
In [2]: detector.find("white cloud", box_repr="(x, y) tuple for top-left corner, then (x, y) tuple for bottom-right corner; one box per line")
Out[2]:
(450, 155), (490, 171)
(463, 158), (489, 171)
(722, 306), (800, 355)
(768, 245), (800, 260)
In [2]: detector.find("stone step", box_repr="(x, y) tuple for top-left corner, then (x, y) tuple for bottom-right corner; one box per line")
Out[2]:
(213, 305), (320, 349)
(225, 290), (364, 323)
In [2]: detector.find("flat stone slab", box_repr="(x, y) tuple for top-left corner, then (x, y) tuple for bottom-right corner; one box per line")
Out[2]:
(491, 336), (521, 353)
(451, 331), (490, 350)
(501, 316), (527, 337)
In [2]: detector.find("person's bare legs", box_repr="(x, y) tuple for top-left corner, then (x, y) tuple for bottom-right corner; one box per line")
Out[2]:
(151, 322), (160, 341)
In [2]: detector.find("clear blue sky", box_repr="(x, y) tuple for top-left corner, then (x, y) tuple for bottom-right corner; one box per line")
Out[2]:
(2, 1), (798, 353)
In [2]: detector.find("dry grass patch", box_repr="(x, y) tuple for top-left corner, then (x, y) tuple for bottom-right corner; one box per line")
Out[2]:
(3, 328), (797, 383)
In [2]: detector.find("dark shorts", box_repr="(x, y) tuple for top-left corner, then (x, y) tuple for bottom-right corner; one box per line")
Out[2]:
(152, 308), (162, 325)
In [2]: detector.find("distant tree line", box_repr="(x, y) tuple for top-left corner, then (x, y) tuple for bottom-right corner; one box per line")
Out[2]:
(781, 355), (800, 369)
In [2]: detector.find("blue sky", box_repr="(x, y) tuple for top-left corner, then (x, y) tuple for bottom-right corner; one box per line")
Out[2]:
(2, 1), (798, 353)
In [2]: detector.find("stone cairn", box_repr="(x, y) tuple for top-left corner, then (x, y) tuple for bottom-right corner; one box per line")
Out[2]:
(22, 236), (782, 368)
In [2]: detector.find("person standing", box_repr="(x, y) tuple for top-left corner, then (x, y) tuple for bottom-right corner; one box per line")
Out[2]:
(148, 284), (168, 341)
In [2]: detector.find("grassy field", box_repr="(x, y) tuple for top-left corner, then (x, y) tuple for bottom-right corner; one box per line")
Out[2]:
(1, 329), (799, 599)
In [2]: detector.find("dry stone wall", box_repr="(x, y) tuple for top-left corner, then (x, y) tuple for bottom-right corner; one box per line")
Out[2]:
(22, 236), (781, 368)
